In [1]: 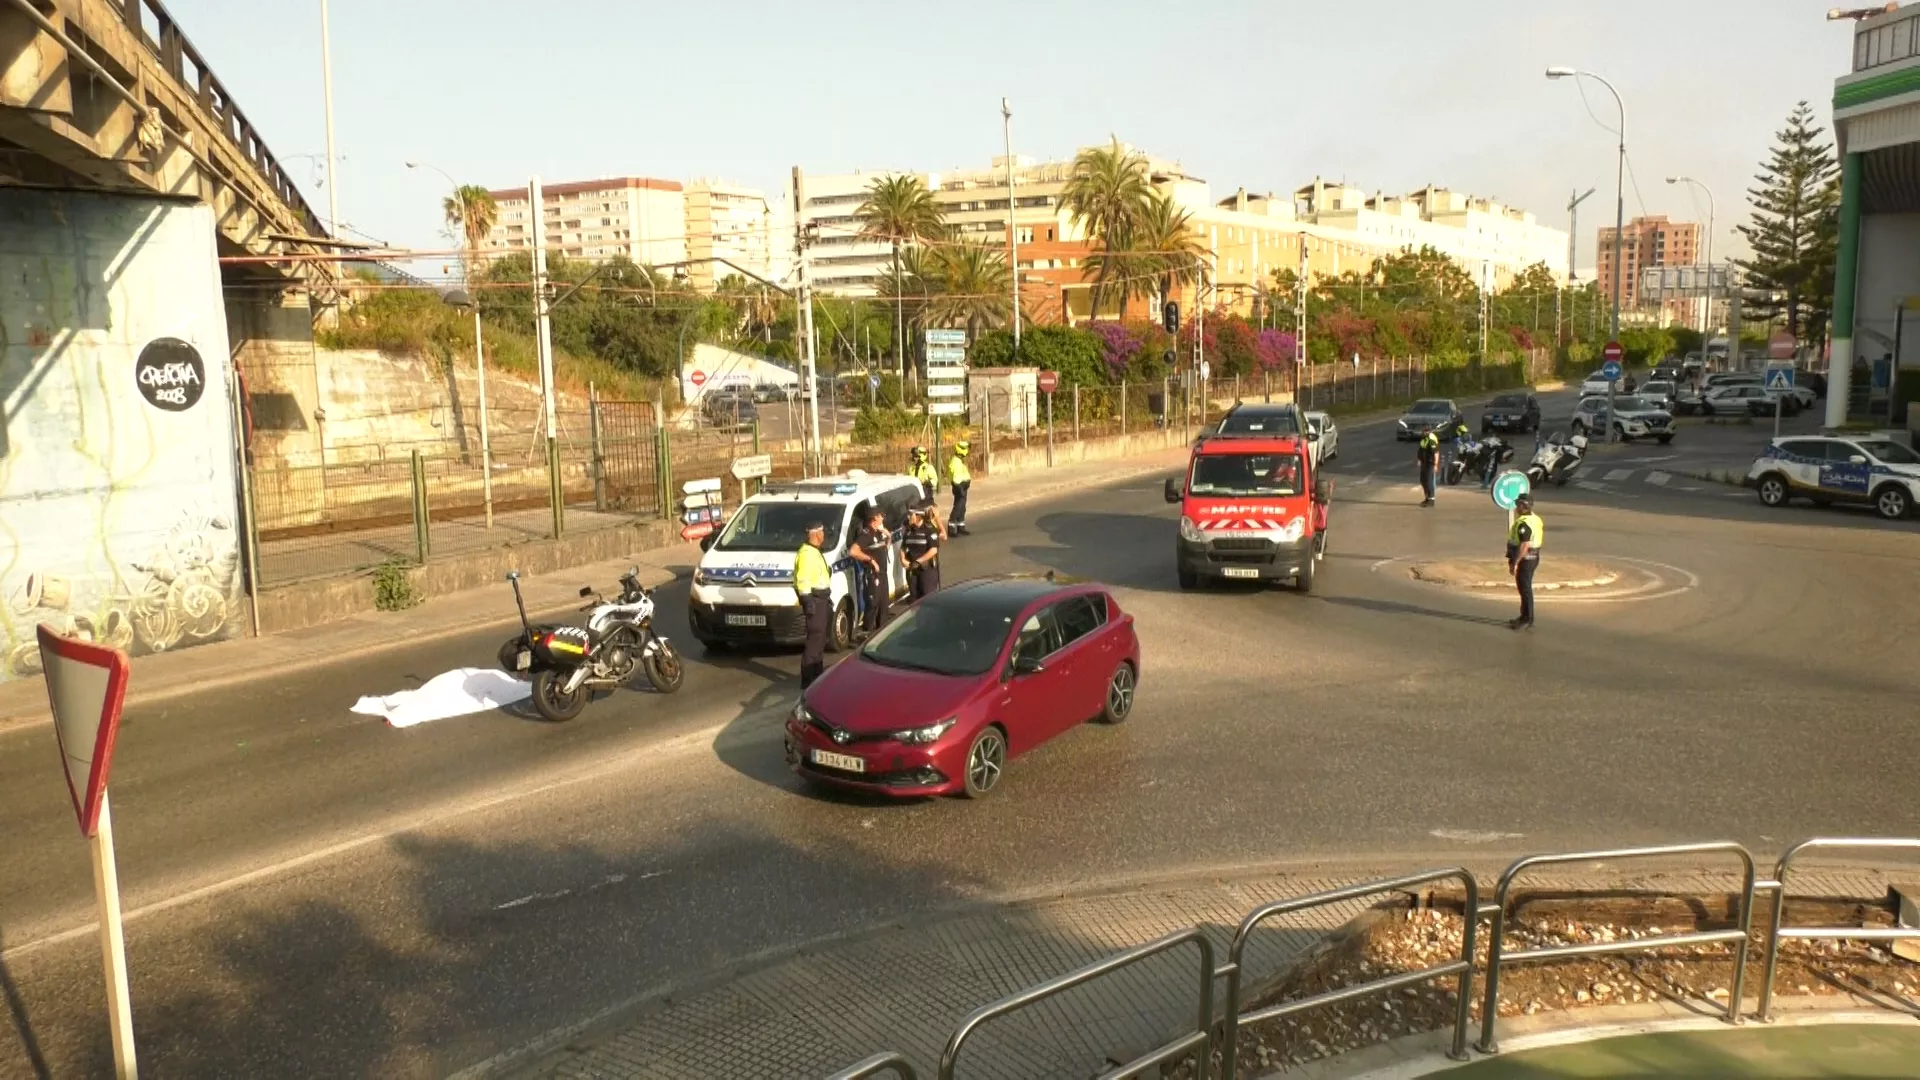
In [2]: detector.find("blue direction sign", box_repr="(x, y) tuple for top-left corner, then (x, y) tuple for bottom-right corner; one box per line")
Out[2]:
(1765, 365), (1795, 391)
(1600, 359), (1622, 382)
(868, 374), (880, 390)
(1491, 469), (1531, 512)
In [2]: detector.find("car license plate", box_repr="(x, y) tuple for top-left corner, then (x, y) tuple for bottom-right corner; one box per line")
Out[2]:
(1222, 567), (1259, 579)
(514, 650), (531, 671)
(725, 613), (768, 627)
(812, 749), (864, 773)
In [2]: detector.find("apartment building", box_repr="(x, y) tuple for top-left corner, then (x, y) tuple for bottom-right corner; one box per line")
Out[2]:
(1596, 214), (1699, 315)
(794, 169), (929, 294)
(684, 179), (789, 291)
(484, 176), (686, 266)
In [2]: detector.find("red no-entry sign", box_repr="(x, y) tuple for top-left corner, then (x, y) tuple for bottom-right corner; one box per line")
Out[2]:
(1602, 340), (1624, 364)
(38, 625), (130, 838)
(1037, 371), (1058, 394)
(689, 370), (708, 387)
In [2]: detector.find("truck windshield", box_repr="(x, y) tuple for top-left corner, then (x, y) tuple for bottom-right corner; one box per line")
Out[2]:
(715, 502), (843, 552)
(1189, 453), (1304, 498)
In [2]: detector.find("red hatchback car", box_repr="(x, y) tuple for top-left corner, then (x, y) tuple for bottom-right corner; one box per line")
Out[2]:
(785, 576), (1141, 798)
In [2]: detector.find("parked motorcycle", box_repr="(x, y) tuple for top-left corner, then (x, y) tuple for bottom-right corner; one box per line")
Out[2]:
(1445, 435), (1516, 486)
(1525, 432), (1588, 487)
(498, 567), (685, 722)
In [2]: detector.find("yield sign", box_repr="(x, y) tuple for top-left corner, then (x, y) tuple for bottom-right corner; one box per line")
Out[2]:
(37, 624), (131, 838)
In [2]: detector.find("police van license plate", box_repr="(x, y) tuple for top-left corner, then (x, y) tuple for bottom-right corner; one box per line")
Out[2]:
(812, 749), (865, 773)
(1222, 568), (1260, 579)
(725, 613), (768, 626)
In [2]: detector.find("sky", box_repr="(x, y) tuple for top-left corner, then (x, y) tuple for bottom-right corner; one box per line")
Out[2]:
(167, 0), (1855, 272)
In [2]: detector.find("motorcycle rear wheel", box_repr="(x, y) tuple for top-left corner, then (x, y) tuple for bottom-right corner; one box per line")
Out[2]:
(531, 669), (589, 722)
(644, 642), (685, 694)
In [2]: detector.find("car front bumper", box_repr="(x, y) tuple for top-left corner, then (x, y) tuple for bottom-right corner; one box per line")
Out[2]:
(689, 595), (807, 645)
(784, 718), (961, 796)
(1178, 535), (1315, 581)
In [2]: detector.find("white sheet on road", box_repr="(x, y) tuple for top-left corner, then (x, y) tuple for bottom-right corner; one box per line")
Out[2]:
(351, 668), (531, 728)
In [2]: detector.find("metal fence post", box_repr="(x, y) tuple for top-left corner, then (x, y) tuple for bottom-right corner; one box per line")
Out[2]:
(410, 449), (430, 562)
(1072, 384), (1081, 443)
(654, 399), (672, 521)
(1120, 381), (1128, 436)
(589, 394), (607, 512)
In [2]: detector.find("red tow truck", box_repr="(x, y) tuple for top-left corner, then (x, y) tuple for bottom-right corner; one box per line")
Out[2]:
(1161, 403), (1330, 592)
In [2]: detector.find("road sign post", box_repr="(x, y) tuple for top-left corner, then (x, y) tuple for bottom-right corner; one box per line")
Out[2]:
(1601, 341), (1625, 444)
(1037, 371), (1058, 468)
(1765, 364), (1795, 438)
(37, 625), (137, 1079)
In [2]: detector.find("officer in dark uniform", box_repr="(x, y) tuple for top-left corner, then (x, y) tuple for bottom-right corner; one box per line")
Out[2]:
(1416, 429), (1440, 506)
(794, 521), (833, 687)
(847, 504), (892, 638)
(901, 500), (942, 600)
(1506, 494), (1543, 631)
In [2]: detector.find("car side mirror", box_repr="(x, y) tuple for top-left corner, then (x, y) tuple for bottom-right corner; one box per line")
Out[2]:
(1312, 479), (1331, 504)
(1012, 655), (1046, 677)
(699, 533), (718, 551)
(1163, 476), (1184, 503)
(1306, 429), (1320, 441)
(1849, 455), (1867, 465)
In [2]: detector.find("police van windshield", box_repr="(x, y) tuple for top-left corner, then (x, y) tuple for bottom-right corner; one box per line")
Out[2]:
(1857, 440), (1920, 465)
(715, 502), (843, 552)
(1188, 453), (1304, 498)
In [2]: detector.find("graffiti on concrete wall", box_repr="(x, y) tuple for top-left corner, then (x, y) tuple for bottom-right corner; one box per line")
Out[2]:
(0, 190), (244, 682)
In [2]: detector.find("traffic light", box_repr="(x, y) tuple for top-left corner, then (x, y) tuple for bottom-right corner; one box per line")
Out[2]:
(1162, 301), (1180, 334)
(1162, 349), (1176, 366)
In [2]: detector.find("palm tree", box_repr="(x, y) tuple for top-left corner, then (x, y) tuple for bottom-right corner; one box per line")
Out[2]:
(442, 184), (499, 284)
(1135, 191), (1208, 318)
(855, 174), (947, 379)
(1061, 138), (1152, 320)
(925, 243), (1013, 343)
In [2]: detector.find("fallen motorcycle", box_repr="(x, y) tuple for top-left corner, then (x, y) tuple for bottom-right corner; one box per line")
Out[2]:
(1525, 432), (1588, 487)
(498, 567), (685, 722)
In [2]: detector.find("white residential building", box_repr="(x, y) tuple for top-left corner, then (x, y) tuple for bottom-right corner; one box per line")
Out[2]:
(484, 176), (686, 266)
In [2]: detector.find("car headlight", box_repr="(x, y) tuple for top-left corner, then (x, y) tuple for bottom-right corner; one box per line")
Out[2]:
(1179, 515), (1206, 543)
(1396, 418), (1409, 429)
(890, 717), (955, 745)
(790, 699), (815, 725)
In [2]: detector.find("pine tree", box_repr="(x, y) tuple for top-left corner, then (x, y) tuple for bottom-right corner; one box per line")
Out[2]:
(1735, 102), (1840, 349)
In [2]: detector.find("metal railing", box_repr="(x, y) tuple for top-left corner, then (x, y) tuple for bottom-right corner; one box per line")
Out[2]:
(1219, 869), (1479, 1080)
(1477, 841), (1758, 1053)
(824, 1052), (918, 1080)
(939, 927), (1216, 1080)
(1757, 836), (1920, 1022)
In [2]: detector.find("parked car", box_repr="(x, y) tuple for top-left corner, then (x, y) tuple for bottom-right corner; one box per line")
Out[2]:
(1303, 410), (1339, 465)
(1571, 395), (1675, 444)
(703, 391), (759, 427)
(1639, 379), (1678, 412)
(1702, 384), (1799, 418)
(1703, 372), (1762, 390)
(1748, 434), (1920, 520)
(751, 382), (786, 403)
(1395, 398), (1463, 441)
(784, 575), (1142, 798)
(1580, 370), (1616, 396)
(1479, 392), (1540, 435)
(1650, 360), (1683, 382)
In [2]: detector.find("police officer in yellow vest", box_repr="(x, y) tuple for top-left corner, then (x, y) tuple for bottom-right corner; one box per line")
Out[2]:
(947, 440), (972, 537)
(909, 446), (938, 501)
(795, 521), (833, 687)
(1506, 494), (1543, 631)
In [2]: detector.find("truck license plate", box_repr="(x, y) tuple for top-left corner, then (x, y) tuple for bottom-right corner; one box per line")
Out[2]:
(725, 613), (768, 626)
(1222, 568), (1259, 579)
(812, 749), (865, 773)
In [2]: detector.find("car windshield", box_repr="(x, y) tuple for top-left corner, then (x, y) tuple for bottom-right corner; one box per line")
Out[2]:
(859, 596), (1016, 677)
(1408, 400), (1452, 415)
(1489, 395), (1526, 408)
(1857, 440), (1920, 464)
(1218, 409), (1299, 435)
(1613, 397), (1656, 411)
(715, 501), (843, 552)
(1188, 452), (1305, 497)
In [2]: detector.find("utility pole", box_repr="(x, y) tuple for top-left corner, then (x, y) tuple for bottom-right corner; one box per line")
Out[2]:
(318, 0), (340, 235)
(1003, 97), (1019, 360)
(529, 176), (561, 537)
(1566, 187), (1595, 345)
(794, 166), (821, 469)
(1479, 261), (1490, 362)
(1295, 235), (1309, 402)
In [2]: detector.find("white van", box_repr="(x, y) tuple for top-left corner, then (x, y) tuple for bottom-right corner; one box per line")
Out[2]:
(688, 472), (925, 652)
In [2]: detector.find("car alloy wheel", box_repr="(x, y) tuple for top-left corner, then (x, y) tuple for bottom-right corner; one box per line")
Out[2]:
(1876, 485), (1911, 521)
(963, 727), (1006, 798)
(1757, 475), (1788, 508)
(1100, 663), (1136, 724)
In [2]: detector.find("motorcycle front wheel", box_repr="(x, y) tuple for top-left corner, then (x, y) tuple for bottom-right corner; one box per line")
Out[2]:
(531, 669), (589, 722)
(643, 641), (685, 694)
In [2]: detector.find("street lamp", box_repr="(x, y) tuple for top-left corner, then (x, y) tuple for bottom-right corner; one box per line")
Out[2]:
(1002, 97), (1020, 361)
(1547, 65), (1627, 443)
(407, 160), (494, 527)
(1666, 175), (1717, 348)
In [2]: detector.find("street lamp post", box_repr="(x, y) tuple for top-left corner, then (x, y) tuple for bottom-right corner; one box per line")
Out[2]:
(1547, 65), (1626, 442)
(1003, 97), (1020, 361)
(1666, 175), (1716, 346)
(407, 160), (493, 527)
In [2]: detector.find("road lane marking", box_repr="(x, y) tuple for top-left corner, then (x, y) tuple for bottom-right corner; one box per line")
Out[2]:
(1603, 468), (1634, 481)
(1430, 828), (1526, 844)
(1648, 471), (1672, 486)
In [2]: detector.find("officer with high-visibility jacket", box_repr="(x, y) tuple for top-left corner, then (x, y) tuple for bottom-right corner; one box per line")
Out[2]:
(794, 521), (833, 687)
(1415, 430), (1440, 507)
(946, 440), (972, 536)
(1506, 494), (1543, 631)
(909, 446), (938, 501)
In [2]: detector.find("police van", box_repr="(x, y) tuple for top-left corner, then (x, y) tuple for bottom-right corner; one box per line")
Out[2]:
(689, 471), (926, 652)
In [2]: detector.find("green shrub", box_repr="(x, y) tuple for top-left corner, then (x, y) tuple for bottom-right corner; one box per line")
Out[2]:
(852, 406), (926, 446)
(372, 560), (420, 612)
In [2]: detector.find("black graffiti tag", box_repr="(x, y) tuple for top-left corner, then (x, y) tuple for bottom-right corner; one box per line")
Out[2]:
(135, 338), (206, 412)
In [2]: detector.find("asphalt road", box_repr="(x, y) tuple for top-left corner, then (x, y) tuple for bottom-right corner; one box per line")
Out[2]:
(3, 387), (1917, 1078)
